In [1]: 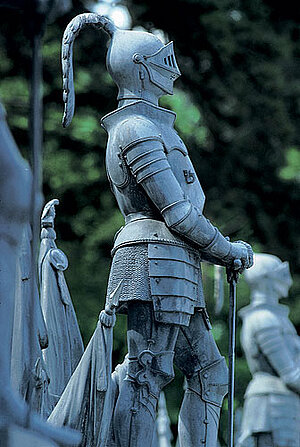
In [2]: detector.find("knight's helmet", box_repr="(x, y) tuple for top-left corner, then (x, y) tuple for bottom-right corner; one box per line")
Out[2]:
(61, 13), (181, 127)
(244, 253), (293, 298)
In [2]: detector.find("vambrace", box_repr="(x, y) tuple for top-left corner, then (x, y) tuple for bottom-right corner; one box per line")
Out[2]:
(256, 326), (300, 393)
(161, 202), (232, 261)
(123, 139), (233, 263)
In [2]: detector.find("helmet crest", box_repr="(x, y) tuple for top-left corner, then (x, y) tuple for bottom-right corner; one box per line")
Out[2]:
(61, 13), (116, 127)
(61, 14), (181, 126)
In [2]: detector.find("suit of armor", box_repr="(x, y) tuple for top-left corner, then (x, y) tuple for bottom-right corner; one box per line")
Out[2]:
(237, 254), (300, 447)
(61, 14), (253, 447)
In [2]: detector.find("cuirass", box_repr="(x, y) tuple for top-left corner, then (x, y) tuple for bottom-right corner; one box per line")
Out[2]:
(240, 304), (300, 375)
(101, 101), (205, 219)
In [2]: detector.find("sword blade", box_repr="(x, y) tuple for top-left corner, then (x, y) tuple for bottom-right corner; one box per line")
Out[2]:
(228, 277), (237, 447)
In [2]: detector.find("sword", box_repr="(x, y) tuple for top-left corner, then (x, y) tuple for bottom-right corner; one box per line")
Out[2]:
(226, 259), (241, 447)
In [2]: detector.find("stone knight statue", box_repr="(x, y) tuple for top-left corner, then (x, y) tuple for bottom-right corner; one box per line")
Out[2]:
(237, 253), (300, 447)
(58, 13), (253, 447)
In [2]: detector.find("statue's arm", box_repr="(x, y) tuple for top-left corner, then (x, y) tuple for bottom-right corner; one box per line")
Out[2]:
(256, 326), (300, 394)
(121, 126), (251, 268)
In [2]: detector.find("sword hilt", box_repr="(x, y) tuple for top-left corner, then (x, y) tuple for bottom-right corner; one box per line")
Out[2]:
(226, 259), (241, 283)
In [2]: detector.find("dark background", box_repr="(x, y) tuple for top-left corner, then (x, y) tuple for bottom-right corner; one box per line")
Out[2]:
(0, 0), (299, 444)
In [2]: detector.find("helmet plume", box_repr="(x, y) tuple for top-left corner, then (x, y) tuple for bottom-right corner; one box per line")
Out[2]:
(61, 13), (116, 128)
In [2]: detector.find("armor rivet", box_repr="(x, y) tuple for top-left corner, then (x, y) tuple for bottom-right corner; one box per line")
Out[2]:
(203, 373), (208, 379)
(155, 278), (160, 283)
(131, 407), (137, 414)
(118, 162), (122, 167)
(143, 374), (147, 378)
(201, 440), (206, 444)
(119, 145), (122, 149)
(153, 233), (158, 237)
(154, 261), (158, 265)
(204, 419), (209, 424)
(133, 53), (142, 63)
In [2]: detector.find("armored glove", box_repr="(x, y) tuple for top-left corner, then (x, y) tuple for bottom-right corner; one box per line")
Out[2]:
(226, 241), (253, 271)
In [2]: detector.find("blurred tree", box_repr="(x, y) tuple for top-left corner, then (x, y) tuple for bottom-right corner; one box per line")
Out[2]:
(0, 0), (299, 445)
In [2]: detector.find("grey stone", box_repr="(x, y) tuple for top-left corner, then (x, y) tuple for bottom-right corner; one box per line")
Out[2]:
(0, 102), (81, 446)
(237, 253), (300, 447)
(48, 282), (123, 447)
(11, 223), (50, 417)
(0, 101), (31, 430)
(3, 425), (58, 447)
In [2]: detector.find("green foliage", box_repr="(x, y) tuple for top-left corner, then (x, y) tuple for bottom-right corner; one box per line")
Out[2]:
(279, 147), (300, 181)
(161, 89), (209, 144)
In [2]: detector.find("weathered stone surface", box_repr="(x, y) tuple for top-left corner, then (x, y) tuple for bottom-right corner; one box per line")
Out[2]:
(39, 200), (84, 413)
(0, 103), (81, 447)
(11, 224), (50, 416)
(4, 425), (58, 447)
(53, 13), (254, 447)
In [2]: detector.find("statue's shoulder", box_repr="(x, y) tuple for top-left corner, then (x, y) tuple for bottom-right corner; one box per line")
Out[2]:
(101, 101), (175, 148)
(240, 304), (281, 332)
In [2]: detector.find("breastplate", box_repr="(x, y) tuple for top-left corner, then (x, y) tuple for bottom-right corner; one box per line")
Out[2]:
(102, 101), (206, 219)
(241, 305), (300, 376)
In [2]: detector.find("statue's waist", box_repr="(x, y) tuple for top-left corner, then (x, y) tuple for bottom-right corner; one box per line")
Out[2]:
(112, 217), (198, 255)
(245, 372), (297, 397)
(124, 211), (160, 224)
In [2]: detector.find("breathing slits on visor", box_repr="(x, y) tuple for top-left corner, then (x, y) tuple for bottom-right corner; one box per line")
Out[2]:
(144, 41), (181, 77)
(164, 55), (176, 68)
(133, 41), (181, 95)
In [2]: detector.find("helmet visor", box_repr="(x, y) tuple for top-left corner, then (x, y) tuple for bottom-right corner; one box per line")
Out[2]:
(143, 42), (181, 94)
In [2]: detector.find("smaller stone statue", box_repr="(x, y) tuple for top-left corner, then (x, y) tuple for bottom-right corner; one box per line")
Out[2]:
(237, 253), (300, 447)
(39, 199), (84, 412)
